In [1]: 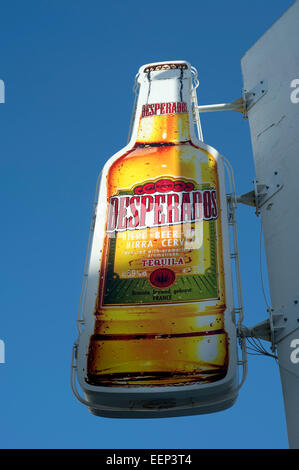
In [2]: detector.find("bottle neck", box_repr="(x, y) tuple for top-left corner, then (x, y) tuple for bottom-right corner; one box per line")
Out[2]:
(131, 65), (194, 144)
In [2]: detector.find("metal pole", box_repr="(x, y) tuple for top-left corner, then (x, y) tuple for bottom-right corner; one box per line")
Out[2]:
(196, 97), (245, 114)
(241, 0), (299, 448)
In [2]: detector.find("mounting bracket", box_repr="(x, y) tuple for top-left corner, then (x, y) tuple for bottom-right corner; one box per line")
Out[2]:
(240, 298), (299, 352)
(195, 79), (267, 119)
(236, 171), (283, 215)
(243, 79), (268, 116)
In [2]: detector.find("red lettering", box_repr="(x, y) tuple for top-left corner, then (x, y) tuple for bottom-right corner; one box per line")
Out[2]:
(117, 197), (129, 230)
(167, 193), (180, 223)
(140, 195), (154, 227)
(149, 104), (155, 116)
(107, 197), (118, 232)
(128, 196), (140, 229)
(142, 102), (188, 118)
(154, 194), (165, 225)
(203, 190), (212, 219)
(108, 186), (218, 232)
(211, 190), (218, 218)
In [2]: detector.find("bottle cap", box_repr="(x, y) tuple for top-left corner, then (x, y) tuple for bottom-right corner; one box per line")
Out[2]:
(138, 61), (192, 82)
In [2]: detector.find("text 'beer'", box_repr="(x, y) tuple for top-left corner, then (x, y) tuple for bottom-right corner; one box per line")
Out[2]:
(86, 63), (228, 387)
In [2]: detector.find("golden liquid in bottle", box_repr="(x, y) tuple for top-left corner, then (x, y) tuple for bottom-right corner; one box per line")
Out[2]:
(86, 112), (228, 387)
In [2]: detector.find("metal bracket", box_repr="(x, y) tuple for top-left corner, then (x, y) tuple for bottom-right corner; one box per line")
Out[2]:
(240, 319), (271, 343)
(236, 171), (283, 215)
(239, 315), (279, 353)
(243, 79), (268, 116)
(194, 80), (267, 120)
(235, 184), (267, 209)
(240, 298), (299, 352)
(269, 301), (299, 346)
(196, 97), (245, 115)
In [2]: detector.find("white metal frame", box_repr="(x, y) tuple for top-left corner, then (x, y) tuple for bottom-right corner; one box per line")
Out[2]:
(71, 61), (247, 417)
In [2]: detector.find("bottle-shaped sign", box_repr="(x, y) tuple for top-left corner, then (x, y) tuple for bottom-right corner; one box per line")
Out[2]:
(75, 61), (238, 416)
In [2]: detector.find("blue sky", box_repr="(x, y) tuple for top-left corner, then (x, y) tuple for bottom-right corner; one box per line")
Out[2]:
(0, 0), (295, 449)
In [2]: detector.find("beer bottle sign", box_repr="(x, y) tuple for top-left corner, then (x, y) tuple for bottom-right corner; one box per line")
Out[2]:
(75, 61), (239, 417)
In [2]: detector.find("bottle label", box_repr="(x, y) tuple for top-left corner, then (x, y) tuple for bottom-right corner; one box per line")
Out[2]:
(141, 101), (188, 118)
(101, 177), (219, 306)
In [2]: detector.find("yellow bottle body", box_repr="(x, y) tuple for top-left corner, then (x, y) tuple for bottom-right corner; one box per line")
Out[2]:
(87, 115), (228, 386)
